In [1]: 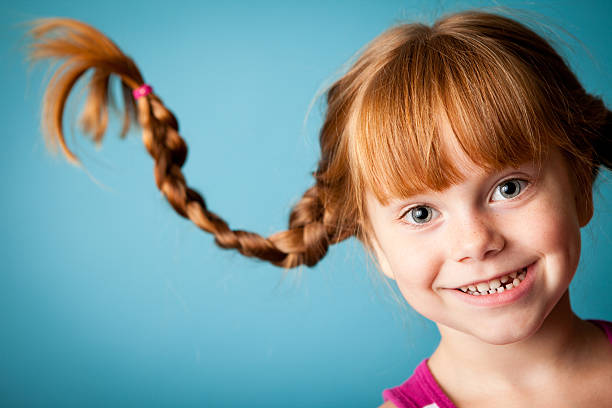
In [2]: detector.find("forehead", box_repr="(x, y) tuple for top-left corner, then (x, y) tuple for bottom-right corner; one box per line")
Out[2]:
(349, 80), (553, 209)
(435, 115), (487, 177)
(353, 107), (546, 208)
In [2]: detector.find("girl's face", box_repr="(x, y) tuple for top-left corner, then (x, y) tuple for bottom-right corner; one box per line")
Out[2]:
(365, 119), (583, 345)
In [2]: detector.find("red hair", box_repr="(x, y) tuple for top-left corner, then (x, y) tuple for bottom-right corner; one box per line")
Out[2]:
(26, 10), (612, 268)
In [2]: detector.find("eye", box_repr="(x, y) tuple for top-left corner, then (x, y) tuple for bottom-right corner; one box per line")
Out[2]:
(402, 205), (438, 225)
(491, 179), (528, 201)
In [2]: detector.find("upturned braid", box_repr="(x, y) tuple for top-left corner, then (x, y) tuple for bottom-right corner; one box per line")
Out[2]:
(27, 17), (352, 269)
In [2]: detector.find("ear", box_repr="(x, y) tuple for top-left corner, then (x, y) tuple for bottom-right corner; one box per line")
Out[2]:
(369, 235), (395, 280)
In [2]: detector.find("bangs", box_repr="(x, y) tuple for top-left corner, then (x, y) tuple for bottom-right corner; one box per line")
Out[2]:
(349, 31), (562, 205)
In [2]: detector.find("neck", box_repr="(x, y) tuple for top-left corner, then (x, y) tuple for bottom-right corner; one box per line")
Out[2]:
(429, 291), (597, 393)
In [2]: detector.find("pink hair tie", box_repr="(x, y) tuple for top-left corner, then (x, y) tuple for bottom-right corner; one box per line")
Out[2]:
(133, 84), (153, 99)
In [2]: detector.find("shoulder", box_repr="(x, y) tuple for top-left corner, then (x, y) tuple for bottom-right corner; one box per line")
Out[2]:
(378, 401), (398, 408)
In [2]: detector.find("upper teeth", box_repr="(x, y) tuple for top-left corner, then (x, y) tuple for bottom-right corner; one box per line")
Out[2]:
(459, 267), (527, 295)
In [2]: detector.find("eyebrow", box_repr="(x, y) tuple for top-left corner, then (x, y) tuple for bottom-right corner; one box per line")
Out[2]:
(384, 162), (540, 210)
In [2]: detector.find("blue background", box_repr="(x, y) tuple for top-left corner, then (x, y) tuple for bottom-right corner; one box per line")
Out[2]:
(2, 1), (611, 406)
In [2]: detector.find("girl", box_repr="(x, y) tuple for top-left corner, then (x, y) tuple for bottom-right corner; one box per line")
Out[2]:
(26, 8), (612, 407)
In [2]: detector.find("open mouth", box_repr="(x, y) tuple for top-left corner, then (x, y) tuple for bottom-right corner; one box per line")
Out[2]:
(456, 265), (530, 296)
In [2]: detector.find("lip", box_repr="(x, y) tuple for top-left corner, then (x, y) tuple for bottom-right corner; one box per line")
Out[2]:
(448, 261), (537, 307)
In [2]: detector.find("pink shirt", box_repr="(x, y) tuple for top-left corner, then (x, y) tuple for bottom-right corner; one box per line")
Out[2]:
(382, 319), (612, 408)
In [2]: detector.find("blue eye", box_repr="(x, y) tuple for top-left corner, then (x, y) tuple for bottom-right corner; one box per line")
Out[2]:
(491, 179), (528, 201)
(403, 205), (437, 225)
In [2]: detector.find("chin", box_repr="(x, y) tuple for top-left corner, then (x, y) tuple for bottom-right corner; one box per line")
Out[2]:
(460, 312), (546, 346)
(472, 328), (532, 345)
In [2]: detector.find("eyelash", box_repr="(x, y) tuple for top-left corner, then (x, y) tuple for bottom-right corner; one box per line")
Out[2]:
(399, 178), (531, 227)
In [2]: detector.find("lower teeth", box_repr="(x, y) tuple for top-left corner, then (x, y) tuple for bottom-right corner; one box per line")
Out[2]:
(462, 267), (527, 296)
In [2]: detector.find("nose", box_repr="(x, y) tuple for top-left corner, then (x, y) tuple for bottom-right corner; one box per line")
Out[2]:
(449, 214), (505, 263)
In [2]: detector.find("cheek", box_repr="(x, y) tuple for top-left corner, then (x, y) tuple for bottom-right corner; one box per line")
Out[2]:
(513, 196), (581, 274)
(383, 236), (444, 299)
(547, 209), (581, 275)
(386, 250), (449, 322)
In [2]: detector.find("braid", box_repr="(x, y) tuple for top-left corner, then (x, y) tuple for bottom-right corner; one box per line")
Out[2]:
(26, 18), (145, 164)
(270, 186), (330, 267)
(27, 17), (352, 269)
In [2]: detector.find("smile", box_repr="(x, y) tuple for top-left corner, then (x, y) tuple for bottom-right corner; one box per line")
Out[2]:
(450, 261), (538, 307)
(456, 265), (530, 296)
